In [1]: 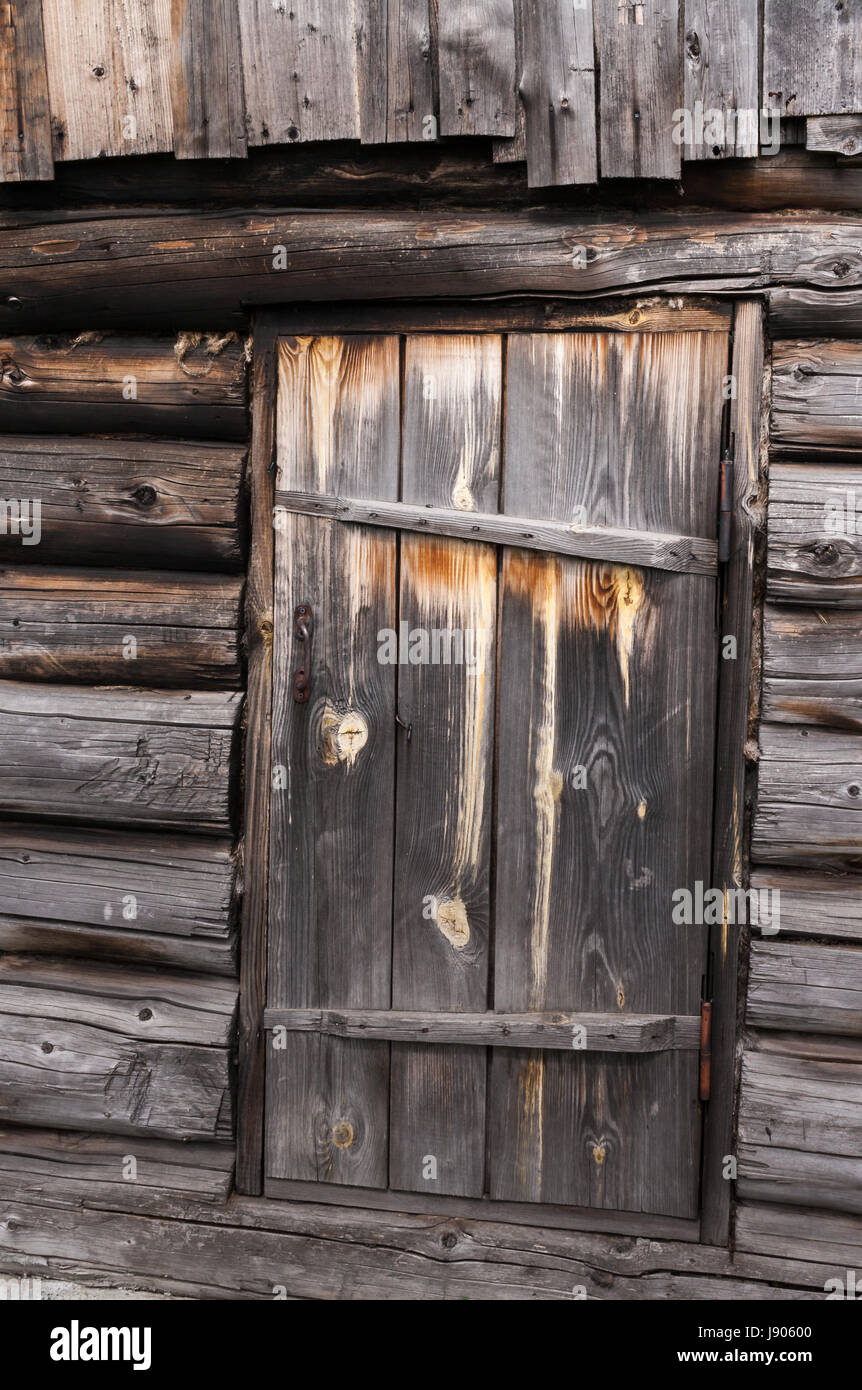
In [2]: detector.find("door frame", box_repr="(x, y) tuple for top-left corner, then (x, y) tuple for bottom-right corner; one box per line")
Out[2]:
(236, 297), (763, 1250)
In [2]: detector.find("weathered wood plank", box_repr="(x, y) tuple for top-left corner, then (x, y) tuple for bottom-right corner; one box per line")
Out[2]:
(769, 288), (862, 339)
(389, 334), (500, 1199)
(275, 491), (719, 574)
(170, 0), (246, 159)
(736, 1200), (862, 1269)
(264, 1008), (702, 1050)
(596, 0), (681, 179)
(683, 0), (759, 160)
(737, 1143), (862, 1216)
(266, 336), (400, 1191)
(0, 1128), (234, 1207)
(738, 1052), (862, 1159)
(763, 0), (862, 117)
(0, 1), (54, 182)
(806, 115), (862, 158)
(747, 939), (862, 1037)
(357, 0), (435, 144)
(517, 0), (596, 186)
(0, 333), (248, 438)
(437, 0), (516, 138)
(752, 724), (862, 867)
(749, 868), (862, 943)
(767, 463), (862, 609)
(238, 0), (360, 145)
(0, 825), (236, 975)
(4, 210), (862, 329)
(772, 341), (862, 455)
(41, 0), (174, 161)
(762, 604), (862, 730)
(0, 568), (242, 686)
(0, 683), (241, 831)
(0, 436), (245, 571)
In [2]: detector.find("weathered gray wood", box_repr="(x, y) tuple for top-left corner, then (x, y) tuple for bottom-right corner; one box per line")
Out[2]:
(5, 210), (862, 329)
(491, 0), (526, 164)
(41, 0), (174, 161)
(806, 115), (862, 158)
(683, 0), (759, 160)
(0, 333), (248, 439)
(767, 464), (862, 609)
(772, 341), (862, 454)
(747, 939), (862, 1037)
(596, 0), (681, 179)
(239, 0), (360, 145)
(749, 869), (862, 943)
(738, 1052), (862, 1162)
(0, 683), (241, 830)
(0, 1128), (234, 1207)
(762, 604), (862, 729)
(0, 825), (236, 975)
(266, 335), (400, 1191)
(763, 0), (862, 117)
(0, 436), (244, 571)
(357, 0), (435, 143)
(438, 0), (516, 137)
(0, 568), (242, 686)
(264, 1008), (702, 1050)
(738, 1143), (862, 1215)
(170, 0), (247, 159)
(274, 492), (719, 574)
(769, 288), (862, 339)
(736, 1200), (862, 1269)
(517, 0), (596, 186)
(0, 1), (54, 182)
(489, 328), (724, 1216)
(389, 334), (499, 1199)
(743, 1028), (862, 1065)
(752, 724), (862, 867)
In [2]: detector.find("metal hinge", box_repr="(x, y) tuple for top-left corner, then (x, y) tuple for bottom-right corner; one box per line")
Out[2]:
(699, 1000), (712, 1102)
(718, 440), (734, 565)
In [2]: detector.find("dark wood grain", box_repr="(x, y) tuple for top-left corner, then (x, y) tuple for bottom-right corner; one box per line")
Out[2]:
(596, 0), (681, 179)
(683, 0), (759, 159)
(767, 463), (862, 609)
(762, 603), (862, 730)
(238, 0), (360, 145)
(0, 1), (54, 182)
(170, 0), (247, 160)
(437, 0), (516, 138)
(357, 0), (436, 144)
(768, 288), (862, 339)
(772, 341), (862, 454)
(518, 0), (596, 186)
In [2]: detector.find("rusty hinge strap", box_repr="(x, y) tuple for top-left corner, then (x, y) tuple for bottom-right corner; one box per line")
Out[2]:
(718, 445), (734, 565)
(699, 1000), (712, 1102)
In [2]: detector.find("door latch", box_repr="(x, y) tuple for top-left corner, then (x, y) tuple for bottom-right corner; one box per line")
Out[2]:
(293, 603), (313, 703)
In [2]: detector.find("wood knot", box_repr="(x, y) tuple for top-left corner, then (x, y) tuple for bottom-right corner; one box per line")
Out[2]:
(131, 484), (157, 508)
(332, 1120), (354, 1149)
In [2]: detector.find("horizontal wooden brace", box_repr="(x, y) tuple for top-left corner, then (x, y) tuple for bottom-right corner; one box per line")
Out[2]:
(262, 1008), (702, 1052)
(273, 492), (718, 576)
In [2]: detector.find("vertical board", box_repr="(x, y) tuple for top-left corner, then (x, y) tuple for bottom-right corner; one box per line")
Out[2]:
(683, 0), (759, 159)
(764, 0), (862, 117)
(437, 0), (517, 137)
(238, 0), (360, 145)
(520, 0), (597, 187)
(596, 0), (681, 179)
(388, 336), (500, 1197)
(266, 336), (400, 1188)
(489, 331), (725, 1215)
(0, 1), (54, 181)
(41, 0), (174, 161)
(171, 0), (247, 159)
(357, 0), (436, 143)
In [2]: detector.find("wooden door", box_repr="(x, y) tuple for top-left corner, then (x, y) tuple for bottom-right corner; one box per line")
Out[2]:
(264, 324), (728, 1222)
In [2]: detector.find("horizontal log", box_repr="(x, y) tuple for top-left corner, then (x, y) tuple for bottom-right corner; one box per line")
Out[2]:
(266, 297), (733, 335)
(0, 436), (245, 570)
(744, 1029), (862, 1065)
(274, 492), (718, 576)
(0, 567), (243, 686)
(768, 288), (862, 338)
(772, 341), (862, 455)
(762, 603), (862, 729)
(738, 1052), (862, 1158)
(2, 210), (862, 328)
(806, 116), (862, 158)
(0, 333), (248, 438)
(767, 463), (862, 607)
(0, 683), (241, 830)
(0, 825), (236, 975)
(735, 1201), (862, 1270)
(746, 939), (862, 1036)
(737, 1144), (862, 1216)
(752, 724), (862, 868)
(0, 1128), (234, 1206)
(750, 868), (862, 942)
(263, 1008), (702, 1052)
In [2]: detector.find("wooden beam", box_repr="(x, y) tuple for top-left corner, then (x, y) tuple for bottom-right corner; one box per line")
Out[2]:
(769, 288), (862, 338)
(762, 603), (862, 730)
(0, 1), (54, 183)
(772, 341), (862, 456)
(263, 1008), (702, 1051)
(747, 940), (862, 1037)
(752, 724), (862, 869)
(170, 0), (247, 160)
(3, 210), (862, 328)
(767, 463), (862, 610)
(274, 490), (719, 574)
(749, 868), (862, 944)
(806, 116), (862, 158)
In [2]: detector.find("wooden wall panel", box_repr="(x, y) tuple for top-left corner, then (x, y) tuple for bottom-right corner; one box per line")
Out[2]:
(596, 0), (681, 179)
(747, 940), (862, 1037)
(762, 604), (862, 730)
(41, 0), (174, 161)
(683, 0), (759, 159)
(437, 0), (516, 137)
(238, 0), (360, 145)
(357, 0), (435, 143)
(767, 463), (862, 609)
(749, 869), (862, 944)
(517, 0), (596, 187)
(0, 1), (54, 181)
(763, 0), (862, 117)
(170, 0), (247, 159)
(753, 724), (862, 868)
(772, 341), (862, 455)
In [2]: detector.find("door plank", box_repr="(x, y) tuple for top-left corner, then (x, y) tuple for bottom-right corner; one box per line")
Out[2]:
(266, 336), (400, 1189)
(389, 335), (500, 1198)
